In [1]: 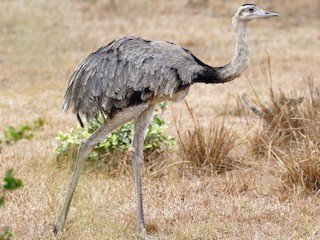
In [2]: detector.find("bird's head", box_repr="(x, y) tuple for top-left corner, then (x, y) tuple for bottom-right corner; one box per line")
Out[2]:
(234, 4), (279, 22)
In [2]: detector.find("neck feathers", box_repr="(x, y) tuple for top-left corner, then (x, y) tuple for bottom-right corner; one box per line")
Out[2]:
(193, 16), (250, 84)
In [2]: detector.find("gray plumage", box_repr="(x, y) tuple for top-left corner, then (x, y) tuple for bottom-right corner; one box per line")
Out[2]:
(54, 4), (278, 238)
(63, 36), (204, 121)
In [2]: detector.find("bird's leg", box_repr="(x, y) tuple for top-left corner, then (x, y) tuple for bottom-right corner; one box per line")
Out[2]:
(53, 103), (149, 236)
(130, 105), (155, 236)
(53, 127), (105, 235)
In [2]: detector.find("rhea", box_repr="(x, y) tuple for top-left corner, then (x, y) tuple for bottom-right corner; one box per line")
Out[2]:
(54, 4), (278, 237)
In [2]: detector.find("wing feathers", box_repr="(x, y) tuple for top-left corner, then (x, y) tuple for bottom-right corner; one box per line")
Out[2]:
(62, 36), (204, 120)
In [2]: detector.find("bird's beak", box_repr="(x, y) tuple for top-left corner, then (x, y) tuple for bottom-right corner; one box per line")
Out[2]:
(256, 9), (279, 18)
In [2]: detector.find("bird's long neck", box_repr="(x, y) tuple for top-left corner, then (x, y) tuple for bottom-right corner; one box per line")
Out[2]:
(218, 18), (250, 82)
(193, 17), (250, 84)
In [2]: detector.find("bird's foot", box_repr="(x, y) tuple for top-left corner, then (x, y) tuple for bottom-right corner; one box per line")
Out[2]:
(52, 224), (60, 237)
(138, 226), (148, 239)
(139, 228), (166, 240)
(52, 219), (64, 237)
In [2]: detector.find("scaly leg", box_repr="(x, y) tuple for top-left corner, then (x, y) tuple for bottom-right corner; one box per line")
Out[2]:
(53, 103), (149, 236)
(129, 105), (155, 236)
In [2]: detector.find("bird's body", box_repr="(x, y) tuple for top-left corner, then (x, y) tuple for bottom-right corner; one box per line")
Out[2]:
(54, 4), (278, 238)
(64, 37), (200, 120)
(63, 36), (231, 124)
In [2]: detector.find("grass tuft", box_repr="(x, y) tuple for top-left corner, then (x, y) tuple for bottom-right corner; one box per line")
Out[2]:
(175, 101), (237, 174)
(243, 60), (320, 194)
(242, 58), (305, 155)
(281, 142), (320, 194)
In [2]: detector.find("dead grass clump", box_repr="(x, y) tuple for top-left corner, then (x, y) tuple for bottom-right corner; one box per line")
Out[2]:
(243, 69), (320, 194)
(280, 77), (320, 194)
(300, 76), (320, 144)
(281, 142), (320, 194)
(175, 101), (237, 173)
(242, 57), (306, 156)
(243, 88), (304, 155)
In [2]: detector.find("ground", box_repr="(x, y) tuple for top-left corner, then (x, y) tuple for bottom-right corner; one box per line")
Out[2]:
(0, 0), (319, 239)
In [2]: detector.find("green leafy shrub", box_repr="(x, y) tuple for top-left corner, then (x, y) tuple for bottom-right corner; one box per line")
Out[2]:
(0, 227), (12, 240)
(54, 112), (175, 162)
(0, 168), (23, 206)
(0, 168), (23, 240)
(0, 118), (44, 147)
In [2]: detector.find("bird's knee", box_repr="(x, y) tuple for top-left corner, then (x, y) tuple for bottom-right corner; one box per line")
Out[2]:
(77, 138), (96, 157)
(129, 146), (137, 154)
(129, 146), (144, 164)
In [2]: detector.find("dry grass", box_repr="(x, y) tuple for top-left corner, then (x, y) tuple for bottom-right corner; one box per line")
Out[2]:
(244, 89), (304, 155)
(175, 101), (238, 174)
(281, 78), (320, 194)
(281, 142), (320, 194)
(243, 71), (320, 194)
(1, 0), (320, 239)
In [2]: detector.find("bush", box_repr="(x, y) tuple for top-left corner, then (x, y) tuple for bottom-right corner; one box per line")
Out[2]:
(54, 110), (175, 163)
(0, 118), (44, 151)
(0, 169), (23, 240)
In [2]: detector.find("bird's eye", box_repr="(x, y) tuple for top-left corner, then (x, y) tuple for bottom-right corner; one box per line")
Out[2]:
(248, 8), (254, 12)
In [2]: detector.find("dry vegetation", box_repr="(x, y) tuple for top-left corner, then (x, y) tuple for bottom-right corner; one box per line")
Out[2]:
(0, 0), (320, 239)
(175, 101), (238, 174)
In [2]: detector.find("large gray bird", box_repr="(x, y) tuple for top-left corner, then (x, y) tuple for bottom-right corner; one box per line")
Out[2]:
(54, 4), (278, 238)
